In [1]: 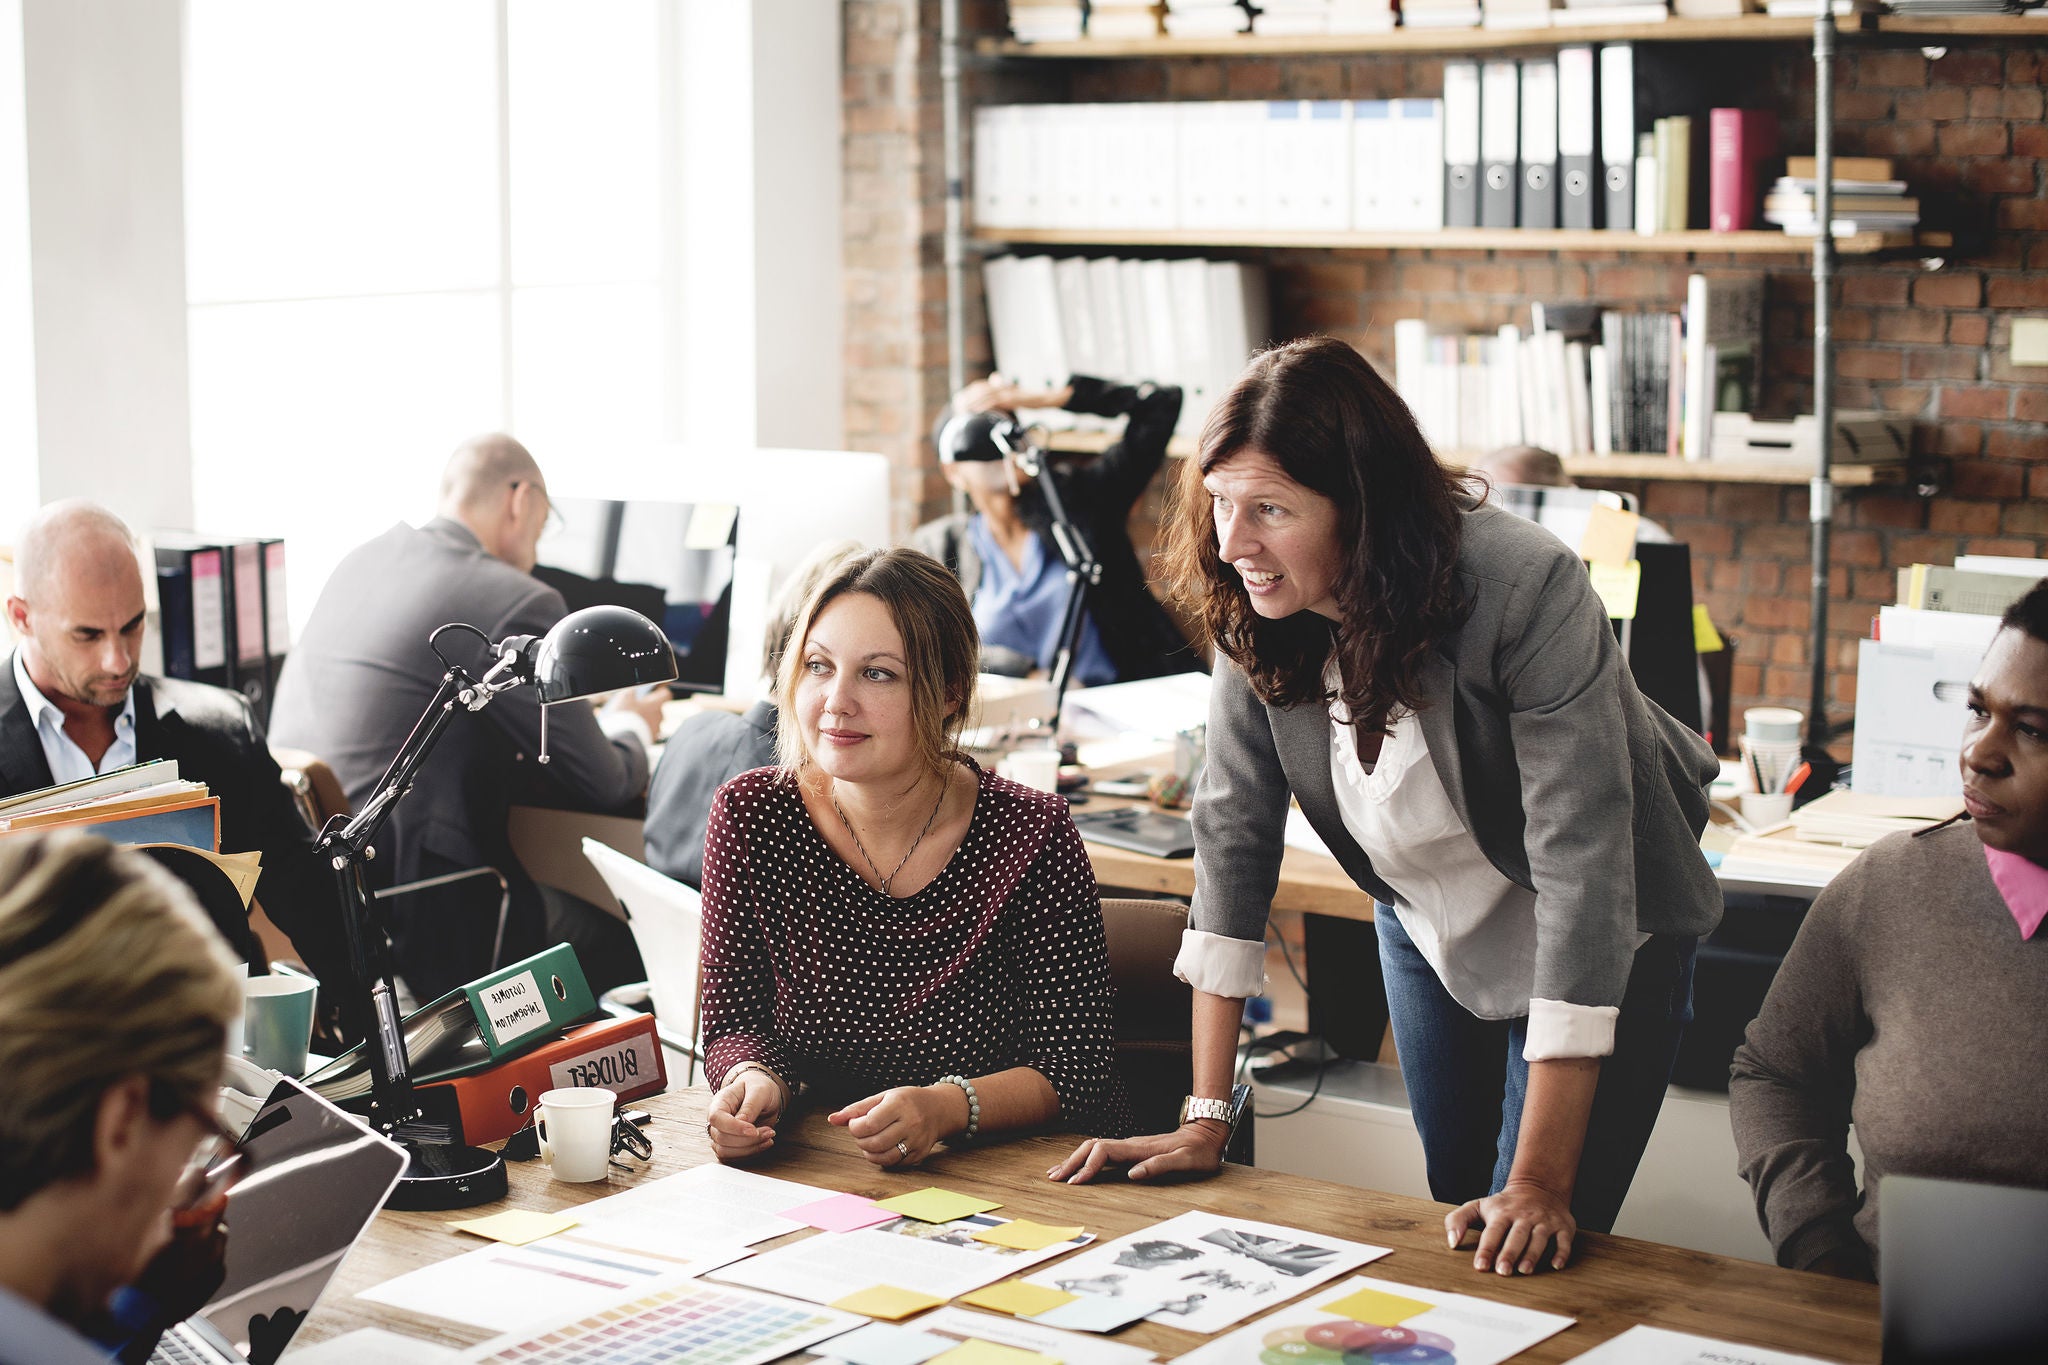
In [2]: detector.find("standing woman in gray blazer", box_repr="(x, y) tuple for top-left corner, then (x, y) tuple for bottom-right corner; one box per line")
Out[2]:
(1053, 338), (1723, 1279)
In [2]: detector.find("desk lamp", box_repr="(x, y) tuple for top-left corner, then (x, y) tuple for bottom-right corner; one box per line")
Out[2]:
(313, 605), (677, 1210)
(938, 408), (1101, 734)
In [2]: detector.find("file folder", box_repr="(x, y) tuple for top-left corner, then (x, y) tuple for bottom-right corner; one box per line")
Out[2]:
(1442, 62), (1481, 229)
(403, 1014), (669, 1148)
(227, 540), (269, 721)
(1480, 61), (1520, 229)
(152, 537), (232, 690)
(1519, 59), (1559, 230)
(1558, 45), (1598, 229)
(1600, 43), (1636, 231)
(262, 540), (290, 712)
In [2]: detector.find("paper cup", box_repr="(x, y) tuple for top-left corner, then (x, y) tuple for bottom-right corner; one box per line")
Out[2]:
(1000, 747), (1061, 794)
(1743, 707), (1804, 744)
(242, 974), (318, 1076)
(1740, 792), (1794, 828)
(536, 1087), (618, 1183)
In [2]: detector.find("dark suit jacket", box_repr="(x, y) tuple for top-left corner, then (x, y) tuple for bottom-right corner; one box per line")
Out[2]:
(268, 517), (649, 1000)
(0, 658), (353, 992)
(643, 700), (779, 889)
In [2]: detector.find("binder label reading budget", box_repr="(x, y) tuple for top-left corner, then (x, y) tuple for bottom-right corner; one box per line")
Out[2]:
(551, 1031), (661, 1094)
(482, 970), (552, 1046)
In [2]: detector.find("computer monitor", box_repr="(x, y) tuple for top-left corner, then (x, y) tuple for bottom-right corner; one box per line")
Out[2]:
(534, 498), (739, 695)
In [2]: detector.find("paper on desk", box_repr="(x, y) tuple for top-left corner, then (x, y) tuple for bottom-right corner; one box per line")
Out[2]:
(787, 1191), (899, 1232)
(876, 1187), (1002, 1223)
(1019, 1212), (1389, 1335)
(825, 1322), (956, 1365)
(357, 1229), (747, 1332)
(880, 1307), (1159, 1365)
(714, 1212), (1092, 1308)
(571, 1160), (815, 1246)
(929, 1341), (1053, 1365)
(1174, 1275), (1572, 1365)
(1564, 1324), (1841, 1364)
(971, 1220), (1085, 1252)
(1028, 1295), (1162, 1334)
(446, 1208), (579, 1246)
(1061, 672), (1211, 743)
(281, 1328), (462, 1364)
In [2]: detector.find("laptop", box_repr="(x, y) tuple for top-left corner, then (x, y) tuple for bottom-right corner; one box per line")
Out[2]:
(1071, 805), (1197, 859)
(1881, 1174), (2048, 1364)
(151, 1077), (408, 1365)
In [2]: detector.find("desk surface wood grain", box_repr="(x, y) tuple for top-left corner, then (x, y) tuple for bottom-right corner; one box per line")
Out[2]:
(300, 1086), (1877, 1361)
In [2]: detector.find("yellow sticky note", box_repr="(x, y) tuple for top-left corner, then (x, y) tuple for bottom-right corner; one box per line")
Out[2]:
(1589, 560), (1642, 620)
(1580, 504), (1641, 568)
(1319, 1285), (1434, 1327)
(929, 1342), (1058, 1365)
(445, 1209), (580, 1246)
(830, 1285), (948, 1321)
(1693, 603), (1726, 654)
(970, 1220), (1086, 1252)
(874, 1187), (1002, 1223)
(957, 1280), (1077, 1317)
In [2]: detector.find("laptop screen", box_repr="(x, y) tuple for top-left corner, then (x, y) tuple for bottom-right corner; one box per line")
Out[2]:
(196, 1078), (407, 1365)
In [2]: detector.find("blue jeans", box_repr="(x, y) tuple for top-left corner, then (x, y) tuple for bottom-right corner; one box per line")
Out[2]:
(1374, 904), (1696, 1233)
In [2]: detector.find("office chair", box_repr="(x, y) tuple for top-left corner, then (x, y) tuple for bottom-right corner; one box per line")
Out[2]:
(1100, 896), (1252, 1162)
(580, 837), (704, 1085)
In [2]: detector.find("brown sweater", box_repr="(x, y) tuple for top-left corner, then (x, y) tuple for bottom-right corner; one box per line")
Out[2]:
(1729, 822), (2048, 1275)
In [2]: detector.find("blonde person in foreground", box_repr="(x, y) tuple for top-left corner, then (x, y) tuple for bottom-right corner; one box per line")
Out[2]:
(697, 548), (1133, 1168)
(0, 834), (243, 1365)
(1052, 338), (1723, 1278)
(1730, 578), (2048, 1281)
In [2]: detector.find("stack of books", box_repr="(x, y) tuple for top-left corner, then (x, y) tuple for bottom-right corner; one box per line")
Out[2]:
(0, 758), (221, 851)
(1552, 0), (1670, 24)
(1330, 0), (1400, 28)
(1088, 0), (1167, 37)
(1254, 0), (1338, 31)
(1402, 0), (1484, 25)
(1008, 0), (1085, 41)
(1766, 156), (1919, 237)
(1163, 0), (1253, 35)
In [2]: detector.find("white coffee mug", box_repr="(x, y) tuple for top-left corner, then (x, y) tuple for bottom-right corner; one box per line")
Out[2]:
(1001, 746), (1060, 794)
(535, 1087), (618, 1183)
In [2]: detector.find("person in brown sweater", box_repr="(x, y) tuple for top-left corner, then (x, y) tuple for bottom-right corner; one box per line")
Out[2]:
(1730, 580), (2048, 1281)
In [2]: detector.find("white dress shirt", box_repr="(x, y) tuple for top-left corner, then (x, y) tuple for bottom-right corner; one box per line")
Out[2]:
(12, 649), (137, 785)
(0, 1282), (114, 1365)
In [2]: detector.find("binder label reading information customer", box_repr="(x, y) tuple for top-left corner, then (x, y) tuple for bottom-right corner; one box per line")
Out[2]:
(485, 970), (555, 1047)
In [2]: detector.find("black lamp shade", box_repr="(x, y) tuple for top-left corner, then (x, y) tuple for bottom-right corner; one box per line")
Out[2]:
(937, 409), (1025, 464)
(532, 605), (678, 703)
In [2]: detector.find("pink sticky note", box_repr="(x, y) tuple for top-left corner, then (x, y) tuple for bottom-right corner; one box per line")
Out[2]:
(783, 1192), (898, 1233)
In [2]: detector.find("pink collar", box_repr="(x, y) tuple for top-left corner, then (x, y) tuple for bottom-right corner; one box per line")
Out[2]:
(1983, 843), (2048, 940)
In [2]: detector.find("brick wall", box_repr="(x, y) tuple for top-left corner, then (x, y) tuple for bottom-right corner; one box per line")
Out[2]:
(843, 17), (2048, 738)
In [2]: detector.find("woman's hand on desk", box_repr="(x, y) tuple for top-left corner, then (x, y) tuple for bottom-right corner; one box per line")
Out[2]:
(828, 1086), (963, 1167)
(1446, 1179), (1577, 1276)
(706, 1068), (783, 1162)
(1046, 1120), (1227, 1184)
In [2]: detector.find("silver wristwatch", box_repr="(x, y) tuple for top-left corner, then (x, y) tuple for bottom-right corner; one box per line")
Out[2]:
(1179, 1095), (1235, 1128)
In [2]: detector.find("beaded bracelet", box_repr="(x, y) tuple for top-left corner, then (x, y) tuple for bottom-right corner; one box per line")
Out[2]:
(937, 1073), (981, 1142)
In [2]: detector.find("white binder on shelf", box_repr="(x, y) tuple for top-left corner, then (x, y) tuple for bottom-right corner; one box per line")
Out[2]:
(1480, 60), (1521, 228)
(1176, 103), (1228, 229)
(1443, 63), (1482, 228)
(1557, 45), (1598, 228)
(1263, 100), (1351, 231)
(1519, 59), (1560, 229)
(1053, 257), (1101, 379)
(1213, 103), (1268, 231)
(1010, 255), (1069, 394)
(1049, 104), (1102, 230)
(1351, 100), (1394, 229)
(1396, 99), (1446, 228)
(1139, 258), (1181, 395)
(1168, 257), (1216, 436)
(972, 105), (1014, 229)
(1206, 261), (1270, 408)
(1118, 258), (1156, 381)
(1600, 43), (1637, 231)
(1087, 257), (1132, 382)
(1129, 104), (1181, 229)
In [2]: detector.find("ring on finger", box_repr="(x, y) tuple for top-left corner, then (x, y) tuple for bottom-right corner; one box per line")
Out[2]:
(895, 1140), (910, 1161)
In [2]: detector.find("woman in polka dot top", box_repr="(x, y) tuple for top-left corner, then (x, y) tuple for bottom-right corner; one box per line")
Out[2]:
(700, 548), (1133, 1168)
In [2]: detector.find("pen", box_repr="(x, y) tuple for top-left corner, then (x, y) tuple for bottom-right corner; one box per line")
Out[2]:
(1783, 761), (1812, 797)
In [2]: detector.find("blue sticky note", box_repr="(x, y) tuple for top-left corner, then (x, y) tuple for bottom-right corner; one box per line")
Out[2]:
(828, 1322), (953, 1365)
(1028, 1296), (1163, 1333)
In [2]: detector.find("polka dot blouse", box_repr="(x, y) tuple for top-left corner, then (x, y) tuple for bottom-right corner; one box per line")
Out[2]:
(699, 762), (1135, 1138)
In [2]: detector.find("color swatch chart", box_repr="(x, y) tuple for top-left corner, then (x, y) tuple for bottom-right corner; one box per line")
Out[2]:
(461, 1280), (860, 1365)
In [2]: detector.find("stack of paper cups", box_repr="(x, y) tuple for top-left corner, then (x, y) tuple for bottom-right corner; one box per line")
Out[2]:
(1739, 707), (1804, 826)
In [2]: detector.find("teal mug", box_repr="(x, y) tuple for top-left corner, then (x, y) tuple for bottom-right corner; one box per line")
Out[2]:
(242, 974), (319, 1076)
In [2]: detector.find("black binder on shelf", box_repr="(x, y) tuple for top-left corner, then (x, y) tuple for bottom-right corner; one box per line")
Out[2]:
(226, 540), (270, 722)
(1600, 44), (1636, 231)
(1559, 45), (1598, 229)
(262, 540), (290, 712)
(1480, 60), (1520, 229)
(1443, 61), (1481, 229)
(151, 536), (232, 690)
(1519, 58), (1559, 231)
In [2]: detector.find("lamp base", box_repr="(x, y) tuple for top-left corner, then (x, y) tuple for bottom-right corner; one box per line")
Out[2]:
(384, 1140), (509, 1211)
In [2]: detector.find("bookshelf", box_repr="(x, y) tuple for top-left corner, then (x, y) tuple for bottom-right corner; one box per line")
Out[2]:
(977, 227), (1940, 256)
(1043, 428), (1910, 487)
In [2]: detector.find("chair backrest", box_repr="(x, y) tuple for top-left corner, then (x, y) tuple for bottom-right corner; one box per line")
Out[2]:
(580, 838), (704, 1064)
(271, 745), (351, 828)
(1099, 897), (1194, 1133)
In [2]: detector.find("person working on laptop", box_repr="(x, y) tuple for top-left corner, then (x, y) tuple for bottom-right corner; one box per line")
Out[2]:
(1049, 339), (1723, 1280)
(912, 373), (1199, 684)
(699, 548), (1133, 1168)
(0, 833), (243, 1365)
(1730, 579), (2048, 1281)
(644, 540), (862, 890)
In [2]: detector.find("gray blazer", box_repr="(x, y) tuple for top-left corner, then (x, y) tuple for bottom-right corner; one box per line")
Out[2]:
(270, 517), (648, 998)
(1191, 503), (1722, 1011)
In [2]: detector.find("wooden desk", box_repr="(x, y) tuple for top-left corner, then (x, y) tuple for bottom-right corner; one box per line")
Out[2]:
(1074, 794), (1374, 921)
(300, 1087), (1879, 1361)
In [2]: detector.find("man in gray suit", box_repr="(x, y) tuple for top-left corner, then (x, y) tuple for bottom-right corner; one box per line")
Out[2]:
(270, 434), (665, 1001)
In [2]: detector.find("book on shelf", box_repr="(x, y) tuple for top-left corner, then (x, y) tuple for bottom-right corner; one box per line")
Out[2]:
(1897, 564), (2047, 617)
(1089, 3), (1168, 39)
(1481, 0), (1561, 30)
(1253, 0), (1339, 34)
(304, 943), (601, 1103)
(1786, 155), (1897, 183)
(1709, 108), (1779, 232)
(1763, 0), (1881, 14)
(1551, 0), (1671, 22)
(1655, 115), (1695, 231)
(1162, 0), (1253, 36)
(1400, 0), (1486, 27)
(1672, 0), (1761, 14)
(1329, 0), (1401, 31)
(1682, 274), (1765, 460)
(1008, 0), (1085, 42)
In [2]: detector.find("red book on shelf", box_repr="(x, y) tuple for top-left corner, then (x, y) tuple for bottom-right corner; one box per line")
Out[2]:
(1710, 108), (1780, 232)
